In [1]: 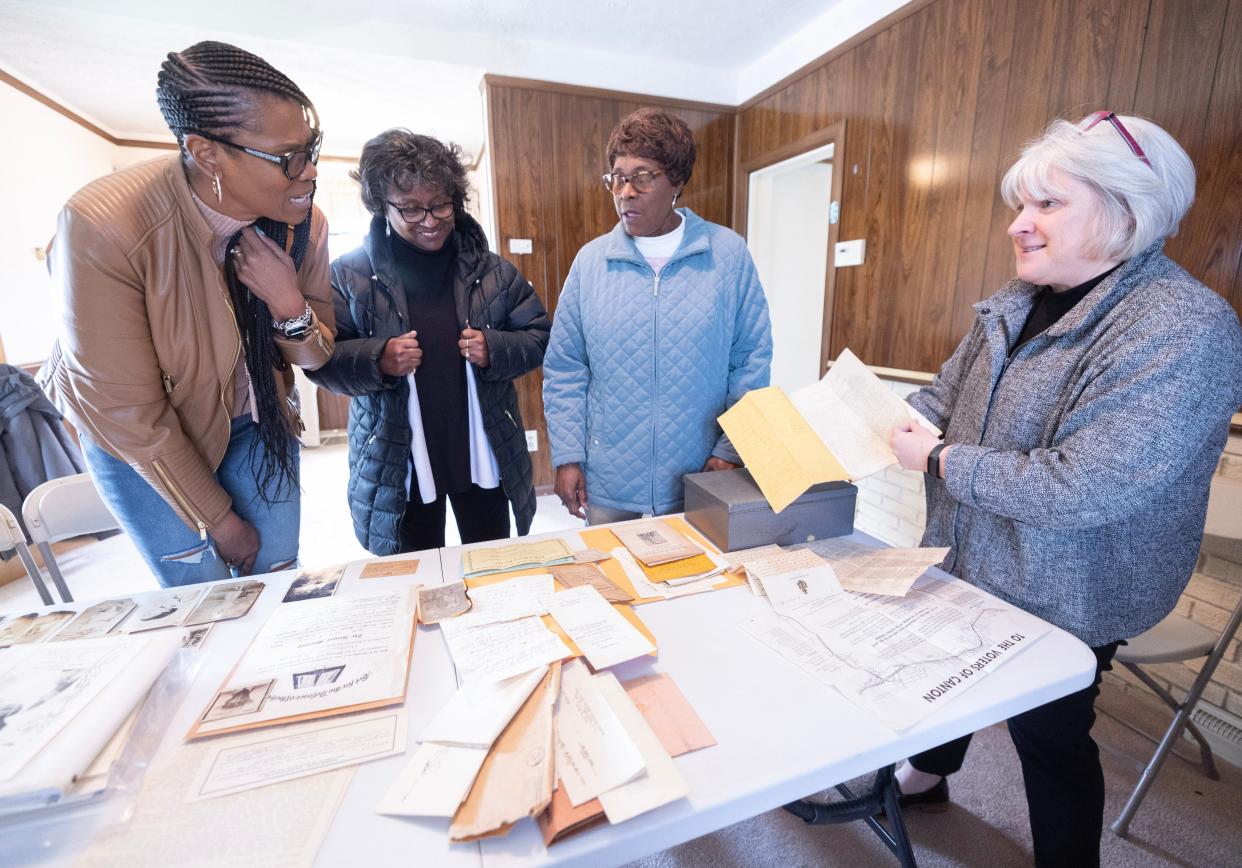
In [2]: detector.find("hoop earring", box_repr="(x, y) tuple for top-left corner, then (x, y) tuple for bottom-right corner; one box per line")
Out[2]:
(212, 173), (223, 204)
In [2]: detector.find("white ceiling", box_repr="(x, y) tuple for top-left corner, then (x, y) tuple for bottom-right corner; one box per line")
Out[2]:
(0, 0), (910, 158)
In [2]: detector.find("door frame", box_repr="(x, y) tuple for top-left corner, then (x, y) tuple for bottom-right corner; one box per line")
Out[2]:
(736, 120), (846, 377)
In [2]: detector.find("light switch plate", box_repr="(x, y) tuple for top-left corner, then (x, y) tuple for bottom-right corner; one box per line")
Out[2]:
(525, 430), (538, 452)
(508, 238), (533, 254)
(834, 239), (865, 267)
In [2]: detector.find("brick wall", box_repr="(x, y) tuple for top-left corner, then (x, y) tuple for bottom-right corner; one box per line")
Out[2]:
(862, 376), (1242, 720)
(853, 380), (929, 548)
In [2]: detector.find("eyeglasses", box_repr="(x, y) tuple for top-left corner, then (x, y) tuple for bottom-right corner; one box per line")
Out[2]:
(195, 128), (324, 179)
(601, 169), (665, 193)
(1081, 111), (1153, 170)
(385, 200), (455, 224)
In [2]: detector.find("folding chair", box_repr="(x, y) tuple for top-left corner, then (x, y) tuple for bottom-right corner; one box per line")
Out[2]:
(1111, 534), (1242, 838)
(21, 473), (121, 604)
(0, 503), (54, 606)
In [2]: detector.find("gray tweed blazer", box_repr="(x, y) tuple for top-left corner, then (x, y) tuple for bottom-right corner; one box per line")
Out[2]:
(908, 240), (1242, 646)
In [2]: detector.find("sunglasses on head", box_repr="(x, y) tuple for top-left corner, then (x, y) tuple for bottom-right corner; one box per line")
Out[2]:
(1081, 111), (1153, 170)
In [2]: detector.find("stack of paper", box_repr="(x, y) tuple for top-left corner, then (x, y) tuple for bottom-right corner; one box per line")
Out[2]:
(377, 666), (549, 819)
(719, 348), (941, 511)
(462, 539), (576, 578)
(0, 631), (184, 810)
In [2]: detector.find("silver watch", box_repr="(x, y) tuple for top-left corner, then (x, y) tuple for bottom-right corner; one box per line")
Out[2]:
(272, 302), (313, 339)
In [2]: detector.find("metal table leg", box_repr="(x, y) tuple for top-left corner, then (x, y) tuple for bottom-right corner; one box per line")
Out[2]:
(784, 764), (917, 867)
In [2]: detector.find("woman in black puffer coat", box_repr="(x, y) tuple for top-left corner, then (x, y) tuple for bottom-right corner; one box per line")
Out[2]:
(309, 130), (548, 554)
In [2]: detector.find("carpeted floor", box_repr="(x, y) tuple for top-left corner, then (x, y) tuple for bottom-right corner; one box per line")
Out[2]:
(629, 683), (1241, 867)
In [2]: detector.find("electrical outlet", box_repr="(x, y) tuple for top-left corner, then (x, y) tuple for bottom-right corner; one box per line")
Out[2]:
(525, 430), (538, 452)
(834, 239), (866, 267)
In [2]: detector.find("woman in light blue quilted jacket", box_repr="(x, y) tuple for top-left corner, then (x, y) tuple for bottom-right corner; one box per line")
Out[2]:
(544, 108), (772, 524)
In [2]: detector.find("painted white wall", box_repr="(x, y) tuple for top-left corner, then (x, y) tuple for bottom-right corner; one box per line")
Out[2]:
(0, 83), (115, 366)
(748, 157), (833, 393)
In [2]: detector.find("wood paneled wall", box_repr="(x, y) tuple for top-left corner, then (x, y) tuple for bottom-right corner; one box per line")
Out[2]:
(737, 0), (1242, 373)
(483, 76), (735, 487)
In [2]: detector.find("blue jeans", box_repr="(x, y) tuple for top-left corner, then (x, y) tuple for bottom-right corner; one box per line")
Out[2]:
(81, 417), (300, 587)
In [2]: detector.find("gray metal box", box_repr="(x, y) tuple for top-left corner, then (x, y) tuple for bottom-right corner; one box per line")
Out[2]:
(683, 468), (857, 552)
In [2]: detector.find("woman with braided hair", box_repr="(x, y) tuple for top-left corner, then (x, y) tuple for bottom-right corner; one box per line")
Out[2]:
(39, 41), (334, 585)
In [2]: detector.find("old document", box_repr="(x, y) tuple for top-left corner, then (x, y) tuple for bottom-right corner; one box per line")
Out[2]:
(461, 538), (575, 577)
(0, 632), (182, 802)
(742, 577), (1051, 730)
(442, 574), (555, 632)
(376, 741), (489, 817)
(803, 537), (949, 596)
(718, 385), (850, 512)
(722, 544), (786, 597)
(450, 663), (561, 841)
(442, 616), (573, 683)
(420, 666), (547, 748)
(188, 709), (407, 800)
(545, 585), (656, 670)
(549, 562), (634, 602)
(623, 673), (717, 757)
(79, 739), (353, 868)
(554, 659), (645, 806)
(189, 589), (416, 738)
(613, 520), (702, 566)
(745, 549), (842, 613)
(790, 348), (941, 480)
(595, 672), (690, 824)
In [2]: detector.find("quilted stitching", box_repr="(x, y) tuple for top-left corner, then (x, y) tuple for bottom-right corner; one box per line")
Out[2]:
(544, 208), (772, 514)
(309, 215), (548, 555)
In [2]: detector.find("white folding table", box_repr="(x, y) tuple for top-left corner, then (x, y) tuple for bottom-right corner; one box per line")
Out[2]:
(8, 523), (1096, 868)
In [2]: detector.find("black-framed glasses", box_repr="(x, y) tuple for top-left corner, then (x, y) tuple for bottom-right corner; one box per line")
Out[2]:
(602, 169), (665, 193)
(1080, 111), (1153, 170)
(194, 128), (324, 179)
(385, 200), (455, 224)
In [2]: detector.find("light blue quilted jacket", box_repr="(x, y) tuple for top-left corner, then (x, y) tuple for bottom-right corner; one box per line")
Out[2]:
(544, 208), (772, 514)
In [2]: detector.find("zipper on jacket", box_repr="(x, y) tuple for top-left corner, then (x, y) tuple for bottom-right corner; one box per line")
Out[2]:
(151, 458), (209, 540)
(505, 410), (519, 429)
(215, 285), (243, 470)
(650, 269), (661, 509)
(161, 372), (174, 394)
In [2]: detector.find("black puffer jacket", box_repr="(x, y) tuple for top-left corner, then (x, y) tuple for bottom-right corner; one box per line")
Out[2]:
(308, 213), (549, 554)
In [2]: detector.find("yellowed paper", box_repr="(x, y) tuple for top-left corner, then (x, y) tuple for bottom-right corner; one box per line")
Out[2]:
(718, 386), (849, 512)
(449, 662), (561, 841)
(360, 558), (421, 579)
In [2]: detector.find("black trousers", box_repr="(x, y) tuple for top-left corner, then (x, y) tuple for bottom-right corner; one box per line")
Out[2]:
(908, 642), (1120, 868)
(398, 484), (510, 552)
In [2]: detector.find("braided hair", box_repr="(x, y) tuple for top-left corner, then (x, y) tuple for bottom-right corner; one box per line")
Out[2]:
(156, 41), (318, 501)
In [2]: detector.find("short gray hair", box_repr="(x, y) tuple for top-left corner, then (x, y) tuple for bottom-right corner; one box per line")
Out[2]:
(1001, 114), (1195, 260)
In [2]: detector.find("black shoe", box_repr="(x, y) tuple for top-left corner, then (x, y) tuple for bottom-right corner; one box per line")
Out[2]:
(896, 776), (950, 813)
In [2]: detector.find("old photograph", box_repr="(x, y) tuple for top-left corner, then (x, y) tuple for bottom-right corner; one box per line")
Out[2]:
(282, 565), (345, 603)
(184, 580), (265, 626)
(202, 679), (274, 723)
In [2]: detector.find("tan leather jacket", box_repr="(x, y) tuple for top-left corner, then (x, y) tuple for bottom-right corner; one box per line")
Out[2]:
(39, 154), (334, 535)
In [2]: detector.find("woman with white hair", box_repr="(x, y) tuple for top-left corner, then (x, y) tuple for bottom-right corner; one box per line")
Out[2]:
(888, 113), (1242, 865)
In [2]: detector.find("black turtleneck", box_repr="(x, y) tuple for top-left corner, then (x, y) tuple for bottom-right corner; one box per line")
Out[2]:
(1011, 264), (1122, 356)
(389, 229), (471, 497)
